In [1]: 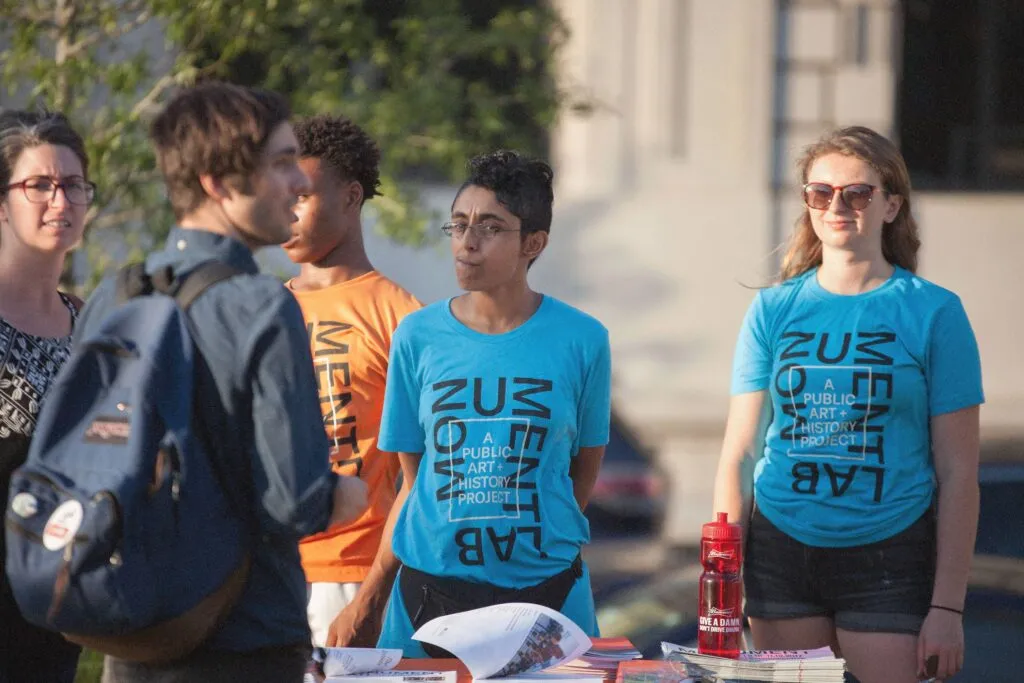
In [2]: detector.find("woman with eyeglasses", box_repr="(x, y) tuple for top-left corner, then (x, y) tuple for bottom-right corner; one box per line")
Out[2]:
(0, 109), (93, 682)
(712, 126), (982, 683)
(345, 150), (610, 657)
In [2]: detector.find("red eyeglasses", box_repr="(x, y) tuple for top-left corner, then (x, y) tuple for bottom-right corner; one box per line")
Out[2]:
(802, 183), (880, 211)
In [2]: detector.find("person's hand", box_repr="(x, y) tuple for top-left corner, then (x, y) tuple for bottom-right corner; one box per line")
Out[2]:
(329, 474), (368, 528)
(917, 607), (964, 681)
(326, 591), (383, 647)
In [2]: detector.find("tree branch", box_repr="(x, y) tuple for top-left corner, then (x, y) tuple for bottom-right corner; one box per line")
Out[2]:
(94, 72), (185, 141)
(404, 134), (451, 148)
(116, 0), (148, 15)
(52, 0), (78, 112)
(2, 5), (54, 27)
(85, 167), (162, 228)
(128, 71), (184, 121)
(65, 9), (154, 60)
(87, 206), (147, 231)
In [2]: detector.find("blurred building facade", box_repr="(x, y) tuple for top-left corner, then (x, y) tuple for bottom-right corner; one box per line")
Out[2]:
(543, 0), (1024, 546)
(3, 1), (1018, 549)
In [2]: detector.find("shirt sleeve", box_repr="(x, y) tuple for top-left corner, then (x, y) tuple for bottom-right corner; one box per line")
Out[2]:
(244, 293), (336, 538)
(927, 296), (985, 416)
(378, 320), (426, 454)
(730, 291), (772, 395)
(578, 326), (612, 449)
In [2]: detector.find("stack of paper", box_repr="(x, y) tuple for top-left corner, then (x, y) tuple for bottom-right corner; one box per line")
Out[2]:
(659, 643), (847, 682)
(546, 637), (642, 677)
(585, 638), (643, 661)
(615, 661), (697, 683)
(308, 613), (641, 683)
(309, 647), (458, 683)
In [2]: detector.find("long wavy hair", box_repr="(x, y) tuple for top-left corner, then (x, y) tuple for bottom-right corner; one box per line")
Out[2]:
(779, 126), (920, 281)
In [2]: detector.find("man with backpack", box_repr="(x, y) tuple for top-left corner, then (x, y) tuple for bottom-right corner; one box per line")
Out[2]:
(64, 82), (367, 682)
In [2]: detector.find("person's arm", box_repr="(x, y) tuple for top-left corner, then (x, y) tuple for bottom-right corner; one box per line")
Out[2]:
(712, 391), (771, 526)
(246, 292), (336, 537)
(915, 295), (984, 681)
(929, 406), (980, 609)
(713, 292), (773, 526)
(917, 406), (980, 680)
(326, 452), (421, 647)
(328, 474), (370, 528)
(327, 317), (425, 646)
(571, 324), (612, 511)
(570, 446), (604, 510)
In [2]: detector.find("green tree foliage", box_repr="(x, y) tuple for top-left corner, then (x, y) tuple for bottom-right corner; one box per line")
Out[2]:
(0, 0), (568, 289)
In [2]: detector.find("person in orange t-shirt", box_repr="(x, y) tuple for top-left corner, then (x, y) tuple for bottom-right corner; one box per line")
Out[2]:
(283, 114), (421, 647)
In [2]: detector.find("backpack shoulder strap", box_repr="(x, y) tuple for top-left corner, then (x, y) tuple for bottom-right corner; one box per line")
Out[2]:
(114, 263), (152, 304)
(172, 262), (243, 311)
(114, 261), (241, 310)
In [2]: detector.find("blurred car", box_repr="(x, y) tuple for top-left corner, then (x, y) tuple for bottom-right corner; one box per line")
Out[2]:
(587, 413), (667, 524)
(595, 448), (1024, 682)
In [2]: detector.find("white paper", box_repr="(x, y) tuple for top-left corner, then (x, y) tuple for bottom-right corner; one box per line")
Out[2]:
(495, 675), (607, 683)
(326, 671), (457, 683)
(316, 647), (404, 676)
(412, 603), (592, 680)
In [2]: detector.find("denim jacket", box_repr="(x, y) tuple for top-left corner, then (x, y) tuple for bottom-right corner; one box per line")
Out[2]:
(75, 227), (335, 650)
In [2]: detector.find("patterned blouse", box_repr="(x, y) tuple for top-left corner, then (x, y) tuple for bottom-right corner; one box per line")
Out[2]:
(0, 293), (77, 440)
(0, 293), (78, 598)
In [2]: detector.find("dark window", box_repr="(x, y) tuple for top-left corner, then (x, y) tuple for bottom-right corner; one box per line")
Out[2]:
(976, 461), (1024, 559)
(957, 591), (1024, 681)
(897, 0), (1024, 190)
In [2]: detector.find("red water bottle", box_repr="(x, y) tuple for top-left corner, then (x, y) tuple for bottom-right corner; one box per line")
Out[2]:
(698, 512), (743, 658)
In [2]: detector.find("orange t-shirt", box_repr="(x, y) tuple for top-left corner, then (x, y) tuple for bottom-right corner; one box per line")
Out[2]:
(290, 271), (421, 584)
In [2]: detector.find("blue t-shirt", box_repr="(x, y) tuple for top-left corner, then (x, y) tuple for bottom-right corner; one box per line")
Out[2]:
(731, 267), (984, 547)
(379, 295), (612, 586)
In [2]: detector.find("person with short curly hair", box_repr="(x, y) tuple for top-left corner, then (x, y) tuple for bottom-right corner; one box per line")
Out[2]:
(290, 114), (382, 204)
(347, 150), (612, 656)
(282, 114), (421, 648)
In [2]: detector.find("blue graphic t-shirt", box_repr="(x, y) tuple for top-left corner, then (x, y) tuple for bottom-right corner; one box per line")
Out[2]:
(731, 267), (984, 547)
(379, 295), (612, 585)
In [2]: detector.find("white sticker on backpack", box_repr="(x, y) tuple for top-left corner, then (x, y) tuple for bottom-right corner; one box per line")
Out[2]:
(10, 492), (39, 519)
(42, 500), (84, 551)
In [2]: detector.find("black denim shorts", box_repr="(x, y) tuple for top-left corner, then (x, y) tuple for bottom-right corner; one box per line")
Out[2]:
(743, 505), (936, 634)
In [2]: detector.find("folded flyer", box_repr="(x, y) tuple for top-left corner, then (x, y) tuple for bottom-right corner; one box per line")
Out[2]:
(313, 647), (404, 676)
(320, 672), (457, 683)
(412, 603), (593, 680)
(306, 647), (452, 683)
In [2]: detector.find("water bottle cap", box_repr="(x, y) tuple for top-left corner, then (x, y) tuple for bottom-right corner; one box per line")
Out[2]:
(702, 511), (743, 541)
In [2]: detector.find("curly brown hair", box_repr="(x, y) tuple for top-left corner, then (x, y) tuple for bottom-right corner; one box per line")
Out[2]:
(294, 114), (381, 204)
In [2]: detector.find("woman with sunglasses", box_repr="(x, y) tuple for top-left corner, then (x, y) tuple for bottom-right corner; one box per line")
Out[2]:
(337, 150), (611, 656)
(712, 126), (982, 683)
(0, 109), (94, 682)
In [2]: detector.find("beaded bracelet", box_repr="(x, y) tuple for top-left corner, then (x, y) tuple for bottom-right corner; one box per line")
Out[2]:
(930, 604), (963, 615)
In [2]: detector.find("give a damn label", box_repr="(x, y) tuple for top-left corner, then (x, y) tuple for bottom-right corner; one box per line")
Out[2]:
(699, 607), (742, 633)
